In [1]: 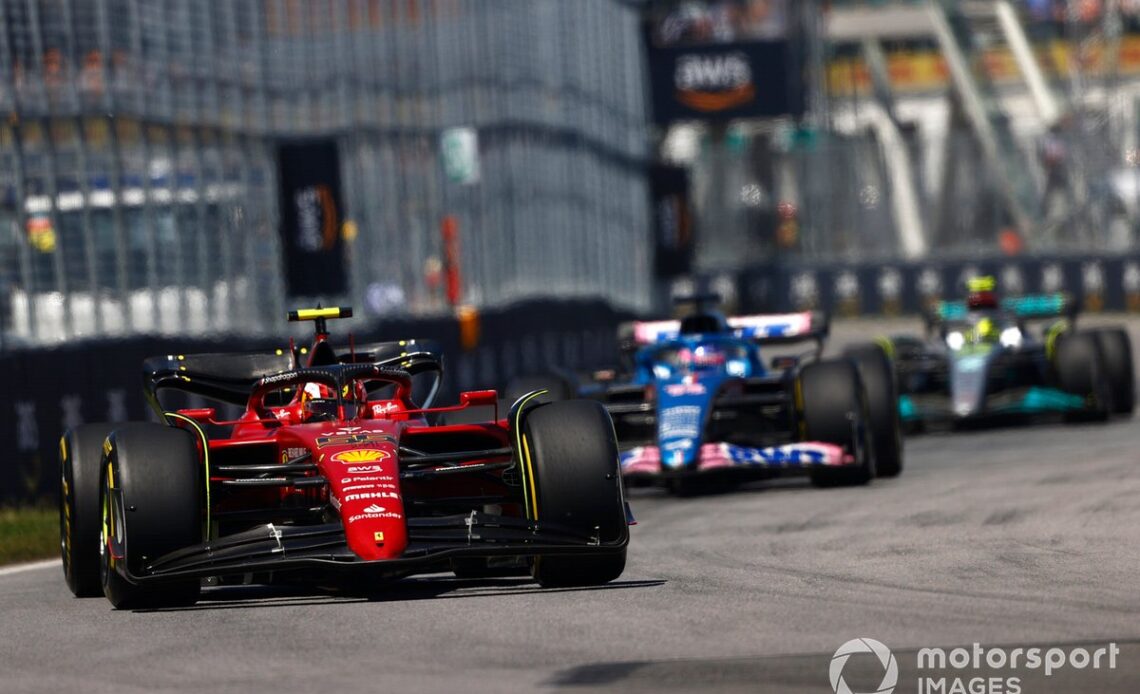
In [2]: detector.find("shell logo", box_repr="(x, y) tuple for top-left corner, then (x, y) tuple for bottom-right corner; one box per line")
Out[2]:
(331, 449), (389, 464)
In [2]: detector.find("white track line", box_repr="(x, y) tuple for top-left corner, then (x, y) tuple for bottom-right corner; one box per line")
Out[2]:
(0, 558), (60, 577)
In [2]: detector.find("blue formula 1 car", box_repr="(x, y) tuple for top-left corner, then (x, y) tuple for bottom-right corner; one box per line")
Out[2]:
(514, 299), (904, 493)
(881, 278), (1134, 427)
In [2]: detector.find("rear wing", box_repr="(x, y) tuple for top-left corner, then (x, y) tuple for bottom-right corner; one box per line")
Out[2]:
(928, 293), (1075, 326)
(620, 311), (829, 350)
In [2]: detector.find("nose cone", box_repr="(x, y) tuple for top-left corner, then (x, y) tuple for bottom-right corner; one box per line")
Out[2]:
(950, 354), (988, 418)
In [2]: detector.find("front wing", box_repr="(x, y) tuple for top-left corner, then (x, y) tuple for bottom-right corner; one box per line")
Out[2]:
(109, 512), (628, 585)
(621, 441), (853, 477)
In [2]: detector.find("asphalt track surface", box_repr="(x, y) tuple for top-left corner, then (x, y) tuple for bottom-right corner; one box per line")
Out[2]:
(4, 318), (1140, 694)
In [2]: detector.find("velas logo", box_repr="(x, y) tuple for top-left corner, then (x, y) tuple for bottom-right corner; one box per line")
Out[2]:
(831, 638), (898, 694)
(331, 449), (388, 464)
(674, 52), (755, 112)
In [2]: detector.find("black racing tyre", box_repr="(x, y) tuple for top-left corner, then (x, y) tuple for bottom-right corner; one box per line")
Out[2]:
(60, 424), (117, 598)
(798, 359), (874, 487)
(523, 400), (627, 587)
(504, 374), (575, 404)
(100, 423), (202, 609)
(844, 342), (903, 478)
(1054, 332), (1112, 422)
(1091, 327), (1134, 415)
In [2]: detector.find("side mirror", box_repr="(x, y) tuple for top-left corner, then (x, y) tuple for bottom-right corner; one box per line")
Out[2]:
(175, 407), (216, 422)
(459, 390), (498, 408)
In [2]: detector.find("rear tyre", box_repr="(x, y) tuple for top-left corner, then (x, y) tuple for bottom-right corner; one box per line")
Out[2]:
(523, 400), (627, 587)
(799, 360), (874, 487)
(1054, 332), (1112, 422)
(844, 343), (904, 478)
(100, 423), (202, 609)
(60, 424), (117, 597)
(1091, 328), (1134, 415)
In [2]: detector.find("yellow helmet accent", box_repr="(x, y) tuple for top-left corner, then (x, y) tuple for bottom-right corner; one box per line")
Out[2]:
(967, 276), (996, 293)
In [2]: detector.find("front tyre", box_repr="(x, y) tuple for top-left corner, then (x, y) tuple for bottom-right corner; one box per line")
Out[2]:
(522, 400), (627, 587)
(100, 424), (203, 609)
(60, 424), (117, 597)
(1054, 333), (1112, 422)
(844, 342), (904, 478)
(1091, 328), (1134, 415)
(799, 360), (874, 487)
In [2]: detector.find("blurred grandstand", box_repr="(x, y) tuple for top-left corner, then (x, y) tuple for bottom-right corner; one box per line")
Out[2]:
(0, 0), (649, 345)
(669, 0), (1140, 275)
(5, 1), (1140, 346)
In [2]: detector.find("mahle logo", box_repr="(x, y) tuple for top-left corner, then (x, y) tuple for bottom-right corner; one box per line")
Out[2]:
(831, 638), (898, 694)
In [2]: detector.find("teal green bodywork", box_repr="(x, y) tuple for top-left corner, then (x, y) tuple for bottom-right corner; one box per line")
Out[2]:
(900, 387), (1086, 421)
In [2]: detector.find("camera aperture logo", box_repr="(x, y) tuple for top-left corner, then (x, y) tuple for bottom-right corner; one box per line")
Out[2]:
(831, 638), (898, 694)
(831, 638), (1120, 694)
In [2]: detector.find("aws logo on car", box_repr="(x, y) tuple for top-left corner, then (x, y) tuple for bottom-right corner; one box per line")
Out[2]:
(331, 449), (389, 464)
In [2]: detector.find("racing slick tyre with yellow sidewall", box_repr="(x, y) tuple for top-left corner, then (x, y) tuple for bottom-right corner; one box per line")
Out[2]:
(1091, 327), (1134, 415)
(60, 423), (117, 597)
(1053, 332), (1112, 422)
(799, 360), (875, 487)
(843, 342), (903, 478)
(100, 423), (202, 609)
(521, 400), (627, 587)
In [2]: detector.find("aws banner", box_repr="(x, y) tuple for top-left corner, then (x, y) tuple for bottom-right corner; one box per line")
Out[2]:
(647, 40), (805, 125)
(277, 140), (347, 297)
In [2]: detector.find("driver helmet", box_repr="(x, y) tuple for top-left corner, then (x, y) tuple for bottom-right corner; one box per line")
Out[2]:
(966, 275), (999, 310)
(301, 382), (338, 421)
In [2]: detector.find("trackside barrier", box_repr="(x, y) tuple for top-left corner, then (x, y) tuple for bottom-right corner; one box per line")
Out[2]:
(0, 299), (629, 504)
(719, 253), (1140, 316)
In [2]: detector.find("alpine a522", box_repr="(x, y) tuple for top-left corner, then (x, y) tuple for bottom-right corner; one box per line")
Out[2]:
(60, 307), (630, 608)
(521, 298), (904, 494)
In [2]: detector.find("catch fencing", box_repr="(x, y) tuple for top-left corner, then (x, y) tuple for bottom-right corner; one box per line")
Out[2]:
(0, 0), (651, 347)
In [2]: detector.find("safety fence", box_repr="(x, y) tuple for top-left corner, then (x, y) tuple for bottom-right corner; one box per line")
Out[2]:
(0, 0), (652, 347)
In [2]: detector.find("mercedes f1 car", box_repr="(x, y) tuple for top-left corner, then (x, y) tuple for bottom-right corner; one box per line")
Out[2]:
(514, 298), (904, 493)
(881, 278), (1135, 427)
(60, 307), (629, 609)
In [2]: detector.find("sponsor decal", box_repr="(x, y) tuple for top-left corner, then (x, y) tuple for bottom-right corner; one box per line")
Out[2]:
(346, 503), (402, 523)
(663, 438), (693, 451)
(330, 448), (389, 464)
(281, 447), (307, 463)
(659, 405), (701, 440)
(340, 475), (396, 484)
(674, 52), (755, 112)
(343, 465), (383, 474)
(317, 432), (394, 448)
(341, 491), (399, 503)
(664, 383), (707, 397)
(341, 483), (397, 493)
(261, 371), (298, 385)
(373, 531), (385, 543)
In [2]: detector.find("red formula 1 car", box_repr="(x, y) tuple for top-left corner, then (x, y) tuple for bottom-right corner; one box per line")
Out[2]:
(59, 307), (629, 608)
